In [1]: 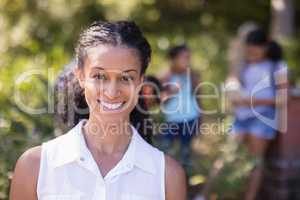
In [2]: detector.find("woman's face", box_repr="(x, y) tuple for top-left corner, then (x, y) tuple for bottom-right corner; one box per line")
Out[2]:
(245, 44), (266, 63)
(75, 45), (144, 122)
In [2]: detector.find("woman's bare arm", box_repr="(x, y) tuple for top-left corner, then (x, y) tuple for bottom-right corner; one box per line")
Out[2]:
(9, 146), (41, 200)
(165, 154), (187, 200)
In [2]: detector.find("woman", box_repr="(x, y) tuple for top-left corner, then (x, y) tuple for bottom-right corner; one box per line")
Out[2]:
(10, 21), (186, 200)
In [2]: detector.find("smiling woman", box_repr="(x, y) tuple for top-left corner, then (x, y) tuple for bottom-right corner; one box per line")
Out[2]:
(75, 45), (142, 121)
(9, 21), (187, 200)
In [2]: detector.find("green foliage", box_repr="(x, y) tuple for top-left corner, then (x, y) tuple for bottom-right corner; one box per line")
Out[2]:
(281, 35), (300, 85)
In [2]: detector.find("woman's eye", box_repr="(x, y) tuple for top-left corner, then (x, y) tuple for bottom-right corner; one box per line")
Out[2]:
(93, 74), (106, 80)
(121, 75), (134, 82)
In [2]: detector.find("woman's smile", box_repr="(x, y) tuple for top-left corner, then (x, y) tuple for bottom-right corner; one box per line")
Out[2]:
(97, 99), (126, 111)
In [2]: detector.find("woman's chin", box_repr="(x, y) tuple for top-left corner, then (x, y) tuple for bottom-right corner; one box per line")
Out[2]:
(90, 110), (130, 123)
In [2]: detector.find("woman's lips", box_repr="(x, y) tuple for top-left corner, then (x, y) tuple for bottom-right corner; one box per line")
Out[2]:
(97, 100), (125, 111)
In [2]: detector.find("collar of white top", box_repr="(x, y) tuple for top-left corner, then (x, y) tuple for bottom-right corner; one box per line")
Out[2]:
(52, 119), (157, 175)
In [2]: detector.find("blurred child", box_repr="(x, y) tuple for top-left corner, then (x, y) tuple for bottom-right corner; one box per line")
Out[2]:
(142, 75), (162, 110)
(231, 29), (288, 200)
(160, 44), (201, 169)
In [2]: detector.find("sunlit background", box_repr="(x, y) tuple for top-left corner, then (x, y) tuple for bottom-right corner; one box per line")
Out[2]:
(0, 0), (299, 199)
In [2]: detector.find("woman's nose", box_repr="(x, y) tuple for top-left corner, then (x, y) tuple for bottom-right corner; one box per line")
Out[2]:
(104, 81), (121, 99)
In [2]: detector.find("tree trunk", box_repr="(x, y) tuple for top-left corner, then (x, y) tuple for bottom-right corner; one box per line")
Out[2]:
(271, 0), (295, 39)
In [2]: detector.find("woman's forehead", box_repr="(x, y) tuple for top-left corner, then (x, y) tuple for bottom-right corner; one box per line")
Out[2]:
(85, 45), (141, 72)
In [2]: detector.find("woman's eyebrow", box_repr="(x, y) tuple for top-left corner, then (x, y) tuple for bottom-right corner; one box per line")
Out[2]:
(91, 66), (105, 70)
(91, 66), (137, 73)
(123, 69), (138, 73)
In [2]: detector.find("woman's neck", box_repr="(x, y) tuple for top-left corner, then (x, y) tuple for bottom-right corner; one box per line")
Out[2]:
(82, 115), (132, 155)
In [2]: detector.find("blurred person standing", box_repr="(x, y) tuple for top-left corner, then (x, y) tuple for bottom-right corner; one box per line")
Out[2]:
(139, 75), (166, 146)
(231, 29), (288, 200)
(160, 44), (201, 171)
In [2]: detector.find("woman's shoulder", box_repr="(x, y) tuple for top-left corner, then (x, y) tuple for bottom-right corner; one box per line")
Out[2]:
(12, 131), (74, 182)
(14, 146), (42, 177)
(10, 146), (41, 199)
(164, 154), (187, 200)
(164, 154), (186, 181)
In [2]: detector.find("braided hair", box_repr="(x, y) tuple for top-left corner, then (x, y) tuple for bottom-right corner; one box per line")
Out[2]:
(76, 21), (151, 74)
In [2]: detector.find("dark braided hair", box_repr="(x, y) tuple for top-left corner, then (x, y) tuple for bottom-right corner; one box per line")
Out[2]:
(267, 40), (283, 62)
(54, 21), (153, 143)
(76, 21), (151, 74)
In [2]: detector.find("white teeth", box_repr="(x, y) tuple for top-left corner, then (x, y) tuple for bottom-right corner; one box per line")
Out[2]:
(100, 101), (123, 110)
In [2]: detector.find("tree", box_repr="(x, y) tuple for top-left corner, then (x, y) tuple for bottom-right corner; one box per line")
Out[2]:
(271, 0), (295, 39)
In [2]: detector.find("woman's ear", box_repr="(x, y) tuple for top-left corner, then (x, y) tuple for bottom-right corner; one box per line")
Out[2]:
(73, 67), (85, 88)
(140, 75), (144, 84)
(136, 75), (145, 94)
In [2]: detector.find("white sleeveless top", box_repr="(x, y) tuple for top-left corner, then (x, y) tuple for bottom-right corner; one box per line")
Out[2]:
(37, 119), (165, 200)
